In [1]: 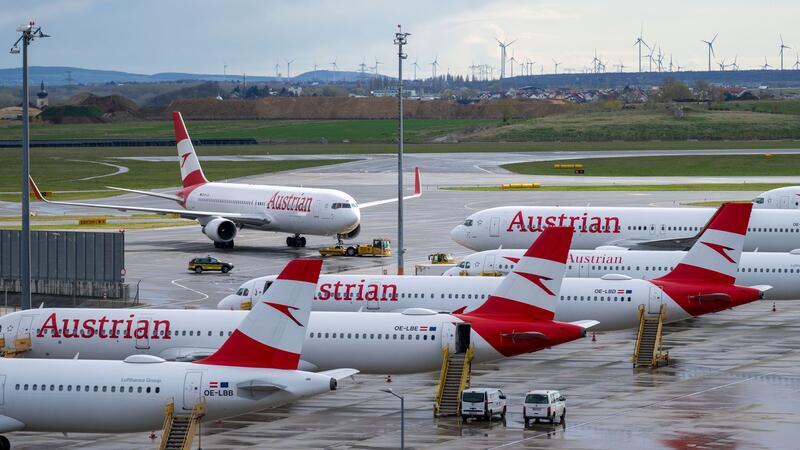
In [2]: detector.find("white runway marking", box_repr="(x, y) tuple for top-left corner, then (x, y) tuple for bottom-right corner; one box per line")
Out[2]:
(68, 159), (130, 180)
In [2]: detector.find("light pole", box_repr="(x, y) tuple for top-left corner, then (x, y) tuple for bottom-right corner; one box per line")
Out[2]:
(10, 21), (48, 311)
(381, 388), (404, 449)
(394, 25), (409, 275)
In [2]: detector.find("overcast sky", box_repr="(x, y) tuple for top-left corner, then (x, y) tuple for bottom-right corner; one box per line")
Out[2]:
(2, 0), (800, 77)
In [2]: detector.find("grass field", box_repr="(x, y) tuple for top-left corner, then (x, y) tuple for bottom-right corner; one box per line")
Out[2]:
(0, 119), (496, 144)
(462, 109), (800, 142)
(442, 183), (790, 192)
(710, 100), (800, 115)
(502, 154), (800, 176)
(0, 157), (356, 201)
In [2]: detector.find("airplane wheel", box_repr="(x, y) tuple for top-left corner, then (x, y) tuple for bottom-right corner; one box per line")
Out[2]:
(214, 241), (221, 248)
(228, 240), (235, 249)
(299, 237), (306, 247)
(0, 435), (10, 450)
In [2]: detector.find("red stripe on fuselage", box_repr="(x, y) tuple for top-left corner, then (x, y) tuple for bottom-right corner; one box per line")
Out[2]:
(194, 329), (300, 369)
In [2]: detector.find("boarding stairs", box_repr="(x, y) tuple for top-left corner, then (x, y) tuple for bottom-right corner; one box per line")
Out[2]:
(434, 345), (474, 417)
(633, 304), (669, 368)
(0, 336), (31, 358)
(159, 401), (205, 450)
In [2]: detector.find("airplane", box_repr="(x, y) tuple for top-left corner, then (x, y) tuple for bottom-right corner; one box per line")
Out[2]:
(0, 259), (356, 449)
(28, 111), (421, 249)
(443, 247), (800, 300)
(753, 186), (800, 209)
(216, 203), (768, 332)
(0, 227), (594, 374)
(449, 203), (800, 252)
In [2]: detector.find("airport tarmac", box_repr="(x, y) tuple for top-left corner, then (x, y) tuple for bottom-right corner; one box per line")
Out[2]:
(3, 162), (798, 449)
(8, 298), (798, 449)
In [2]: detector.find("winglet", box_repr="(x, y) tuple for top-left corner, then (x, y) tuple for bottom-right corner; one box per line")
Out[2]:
(414, 167), (421, 196)
(28, 176), (47, 202)
(656, 203), (752, 284)
(197, 258), (323, 369)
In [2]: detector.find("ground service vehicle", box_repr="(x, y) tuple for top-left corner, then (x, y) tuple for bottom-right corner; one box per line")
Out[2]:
(461, 388), (507, 422)
(188, 256), (233, 273)
(319, 238), (392, 257)
(523, 390), (566, 425)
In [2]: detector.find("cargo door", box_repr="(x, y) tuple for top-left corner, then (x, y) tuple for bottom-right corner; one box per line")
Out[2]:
(484, 254), (496, 273)
(16, 315), (34, 339)
(648, 286), (663, 314)
(490, 217), (500, 237)
(182, 371), (203, 410)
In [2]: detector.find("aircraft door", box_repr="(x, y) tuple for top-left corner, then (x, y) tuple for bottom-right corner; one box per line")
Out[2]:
(455, 323), (471, 354)
(17, 315), (34, 339)
(135, 334), (150, 350)
(780, 195), (790, 209)
(579, 264), (589, 278)
(490, 217), (500, 237)
(441, 322), (457, 352)
(648, 286), (663, 314)
(182, 371), (204, 410)
(649, 224), (656, 235)
(0, 375), (5, 406)
(365, 279), (380, 310)
(312, 199), (320, 218)
(484, 254), (496, 273)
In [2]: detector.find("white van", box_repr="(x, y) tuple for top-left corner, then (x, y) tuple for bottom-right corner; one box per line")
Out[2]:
(460, 388), (507, 422)
(523, 390), (566, 425)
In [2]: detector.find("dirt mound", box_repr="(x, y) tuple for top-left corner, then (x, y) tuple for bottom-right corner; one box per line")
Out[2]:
(167, 97), (571, 120)
(65, 93), (139, 122)
(147, 82), (220, 108)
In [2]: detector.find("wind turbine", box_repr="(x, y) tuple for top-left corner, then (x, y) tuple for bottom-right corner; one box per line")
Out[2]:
(794, 51), (800, 70)
(274, 63), (280, 79)
(496, 38), (516, 79)
(717, 58), (726, 71)
(508, 50), (518, 77)
(731, 55), (739, 71)
(779, 34), (790, 70)
(615, 61), (626, 73)
(656, 46), (664, 72)
(329, 57), (338, 82)
(285, 59), (295, 79)
(647, 45), (656, 72)
(412, 58), (420, 80)
(762, 57), (773, 70)
(553, 59), (561, 75)
(633, 24), (648, 73)
(359, 57), (368, 76)
(373, 57), (382, 76)
(430, 56), (439, 79)
(701, 33), (718, 71)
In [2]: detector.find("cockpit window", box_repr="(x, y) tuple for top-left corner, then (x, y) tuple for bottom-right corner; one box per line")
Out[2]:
(243, 289), (249, 296)
(463, 219), (473, 227)
(458, 261), (466, 268)
(332, 202), (352, 209)
(236, 288), (244, 296)
(754, 197), (764, 204)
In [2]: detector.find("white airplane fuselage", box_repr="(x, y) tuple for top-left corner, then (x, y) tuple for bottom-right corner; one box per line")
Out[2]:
(185, 182), (360, 236)
(444, 249), (800, 300)
(1, 308), (572, 374)
(0, 357), (334, 433)
(449, 206), (800, 252)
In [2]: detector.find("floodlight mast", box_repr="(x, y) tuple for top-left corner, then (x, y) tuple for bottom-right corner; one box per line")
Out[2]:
(394, 25), (409, 275)
(10, 21), (49, 311)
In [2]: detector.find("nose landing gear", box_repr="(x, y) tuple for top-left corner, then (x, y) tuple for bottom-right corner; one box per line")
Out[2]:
(287, 235), (306, 248)
(214, 240), (234, 249)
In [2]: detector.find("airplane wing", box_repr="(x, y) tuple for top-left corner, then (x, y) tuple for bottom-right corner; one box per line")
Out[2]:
(0, 415), (25, 433)
(158, 347), (218, 361)
(319, 368), (359, 380)
(604, 236), (696, 251)
(358, 167), (421, 209)
(106, 186), (184, 202)
(29, 177), (271, 226)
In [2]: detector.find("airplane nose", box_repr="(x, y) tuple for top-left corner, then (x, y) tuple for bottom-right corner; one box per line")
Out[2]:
(450, 225), (465, 245)
(217, 294), (239, 310)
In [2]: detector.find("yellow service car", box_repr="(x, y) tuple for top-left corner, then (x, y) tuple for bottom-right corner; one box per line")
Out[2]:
(188, 256), (234, 274)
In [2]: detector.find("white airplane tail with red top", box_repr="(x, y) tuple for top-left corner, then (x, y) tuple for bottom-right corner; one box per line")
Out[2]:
(467, 226), (573, 321)
(656, 202), (752, 284)
(198, 258), (323, 369)
(173, 111), (208, 188)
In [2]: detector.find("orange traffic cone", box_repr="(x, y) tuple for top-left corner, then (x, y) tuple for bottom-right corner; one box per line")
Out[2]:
(591, 332), (596, 342)
(772, 302), (776, 312)
(149, 431), (156, 440)
(386, 374), (392, 383)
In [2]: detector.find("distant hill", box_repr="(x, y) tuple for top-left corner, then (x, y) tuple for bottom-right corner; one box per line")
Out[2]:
(0, 66), (277, 86)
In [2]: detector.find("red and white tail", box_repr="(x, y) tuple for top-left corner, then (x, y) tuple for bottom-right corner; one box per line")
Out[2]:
(197, 258), (322, 369)
(656, 202), (752, 284)
(173, 111), (208, 188)
(467, 226), (573, 320)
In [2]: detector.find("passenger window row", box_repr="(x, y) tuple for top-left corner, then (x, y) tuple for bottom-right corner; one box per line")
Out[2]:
(16, 383), (160, 394)
(560, 296), (632, 302)
(309, 332), (435, 341)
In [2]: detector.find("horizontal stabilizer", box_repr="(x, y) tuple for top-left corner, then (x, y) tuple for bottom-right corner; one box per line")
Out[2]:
(319, 368), (359, 380)
(749, 285), (773, 293)
(0, 415), (25, 433)
(569, 320), (600, 330)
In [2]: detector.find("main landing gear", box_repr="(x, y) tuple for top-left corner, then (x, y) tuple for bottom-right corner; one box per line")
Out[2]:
(287, 234), (306, 248)
(214, 240), (234, 249)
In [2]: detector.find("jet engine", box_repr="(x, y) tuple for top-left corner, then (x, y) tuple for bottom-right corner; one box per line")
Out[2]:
(202, 217), (237, 243)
